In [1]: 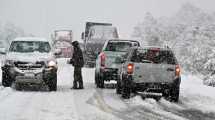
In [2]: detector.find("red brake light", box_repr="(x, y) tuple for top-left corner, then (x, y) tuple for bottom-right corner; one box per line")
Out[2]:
(100, 52), (106, 67)
(127, 63), (134, 74)
(175, 64), (180, 77)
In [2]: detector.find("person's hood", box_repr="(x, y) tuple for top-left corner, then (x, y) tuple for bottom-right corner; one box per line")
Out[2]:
(72, 41), (79, 47)
(6, 52), (54, 62)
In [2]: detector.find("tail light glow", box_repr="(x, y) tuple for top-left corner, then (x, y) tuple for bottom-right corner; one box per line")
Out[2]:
(127, 63), (134, 74)
(100, 52), (106, 67)
(175, 64), (180, 77)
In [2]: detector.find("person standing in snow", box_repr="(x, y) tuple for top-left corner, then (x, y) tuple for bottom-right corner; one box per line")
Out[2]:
(70, 41), (84, 89)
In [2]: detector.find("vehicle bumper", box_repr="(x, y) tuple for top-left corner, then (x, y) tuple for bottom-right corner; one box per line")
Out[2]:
(124, 75), (181, 93)
(2, 65), (57, 85)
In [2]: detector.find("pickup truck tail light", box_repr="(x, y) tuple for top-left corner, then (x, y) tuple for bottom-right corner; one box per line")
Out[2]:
(100, 52), (106, 67)
(175, 64), (180, 77)
(127, 63), (134, 74)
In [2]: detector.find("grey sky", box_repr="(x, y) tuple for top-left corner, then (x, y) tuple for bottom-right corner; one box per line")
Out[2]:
(0, 0), (215, 40)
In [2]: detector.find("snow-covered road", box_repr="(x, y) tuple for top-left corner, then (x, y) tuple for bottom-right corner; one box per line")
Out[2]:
(0, 59), (215, 120)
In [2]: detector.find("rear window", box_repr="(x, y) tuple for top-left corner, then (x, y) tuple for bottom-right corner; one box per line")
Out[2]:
(105, 41), (138, 52)
(105, 42), (131, 52)
(130, 49), (177, 64)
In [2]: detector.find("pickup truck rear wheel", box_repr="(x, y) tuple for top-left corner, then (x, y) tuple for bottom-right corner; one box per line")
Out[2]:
(95, 72), (99, 88)
(170, 88), (179, 102)
(122, 86), (131, 99)
(98, 74), (104, 88)
(116, 79), (122, 94)
(121, 79), (131, 99)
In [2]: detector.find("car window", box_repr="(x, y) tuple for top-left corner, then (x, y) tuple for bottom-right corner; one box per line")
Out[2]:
(131, 49), (177, 64)
(105, 42), (131, 52)
(9, 41), (51, 53)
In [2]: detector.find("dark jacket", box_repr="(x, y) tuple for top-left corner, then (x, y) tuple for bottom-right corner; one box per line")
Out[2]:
(71, 41), (84, 67)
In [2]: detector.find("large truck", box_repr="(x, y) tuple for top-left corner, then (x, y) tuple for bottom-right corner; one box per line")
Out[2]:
(52, 30), (73, 58)
(81, 22), (119, 67)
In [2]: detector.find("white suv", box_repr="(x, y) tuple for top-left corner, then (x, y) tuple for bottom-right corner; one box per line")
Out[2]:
(1, 37), (60, 91)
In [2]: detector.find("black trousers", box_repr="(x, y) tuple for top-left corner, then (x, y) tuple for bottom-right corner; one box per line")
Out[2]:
(73, 67), (83, 88)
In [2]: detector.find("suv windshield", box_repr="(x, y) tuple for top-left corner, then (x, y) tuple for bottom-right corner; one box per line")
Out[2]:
(105, 42), (132, 52)
(9, 41), (51, 53)
(131, 49), (177, 64)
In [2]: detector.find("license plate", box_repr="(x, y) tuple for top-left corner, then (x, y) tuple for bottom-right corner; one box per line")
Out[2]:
(149, 84), (160, 89)
(24, 73), (35, 77)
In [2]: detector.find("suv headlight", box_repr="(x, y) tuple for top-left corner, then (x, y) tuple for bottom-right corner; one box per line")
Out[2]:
(48, 60), (57, 67)
(5, 60), (14, 66)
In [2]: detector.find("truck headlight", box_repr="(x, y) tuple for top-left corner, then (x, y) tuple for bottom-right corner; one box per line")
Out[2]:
(5, 60), (14, 66)
(48, 60), (57, 67)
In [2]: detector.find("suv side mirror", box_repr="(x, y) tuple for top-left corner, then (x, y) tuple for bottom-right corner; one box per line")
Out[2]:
(81, 32), (85, 40)
(0, 48), (6, 54)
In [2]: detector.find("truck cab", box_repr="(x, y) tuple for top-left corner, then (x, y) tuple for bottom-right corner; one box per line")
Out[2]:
(82, 22), (119, 67)
(53, 30), (73, 58)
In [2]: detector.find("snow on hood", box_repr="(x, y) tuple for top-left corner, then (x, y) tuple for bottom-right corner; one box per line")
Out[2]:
(6, 52), (54, 62)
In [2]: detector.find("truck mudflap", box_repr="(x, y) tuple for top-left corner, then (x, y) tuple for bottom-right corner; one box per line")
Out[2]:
(136, 91), (162, 100)
(131, 78), (181, 100)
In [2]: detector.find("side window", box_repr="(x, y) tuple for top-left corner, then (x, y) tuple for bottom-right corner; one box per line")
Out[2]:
(130, 49), (138, 62)
(132, 42), (138, 47)
(89, 29), (95, 38)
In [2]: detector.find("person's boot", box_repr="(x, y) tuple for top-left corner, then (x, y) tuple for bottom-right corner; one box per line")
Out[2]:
(72, 81), (78, 89)
(78, 81), (84, 89)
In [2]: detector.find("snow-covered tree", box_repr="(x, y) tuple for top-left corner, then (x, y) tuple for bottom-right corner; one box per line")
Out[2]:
(133, 12), (163, 46)
(133, 3), (215, 79)
(0, 22), (26, 46)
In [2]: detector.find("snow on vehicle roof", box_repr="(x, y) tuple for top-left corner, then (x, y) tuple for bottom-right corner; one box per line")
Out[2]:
(13, 37), (50, 42)
(137, 46), (171, 51)
(108, 39), (139, 43)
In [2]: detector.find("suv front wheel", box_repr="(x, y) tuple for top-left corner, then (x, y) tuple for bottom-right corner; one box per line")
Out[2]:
(49, 76), (57, 91)
(46, 71), (57, 91)
(2, 72), (13, 87)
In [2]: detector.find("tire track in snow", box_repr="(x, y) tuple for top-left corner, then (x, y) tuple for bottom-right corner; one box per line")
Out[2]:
(88, 88), (168, 120)
(157, 98), (215, 120)
(90, 87), (190, 120)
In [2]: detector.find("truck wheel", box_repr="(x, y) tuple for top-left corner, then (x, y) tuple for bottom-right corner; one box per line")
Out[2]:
(170, 88), (179, 102)
(2, 72), (12, 87)
(98, 74), (104, 88)
(122, 86), (131, 99)
(116, 79), (122, 94)
(95, 71), (99, 87)
(15, 83), (22, 91)
(49, 74), (57, 91)
(121, 79), (131, 99)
